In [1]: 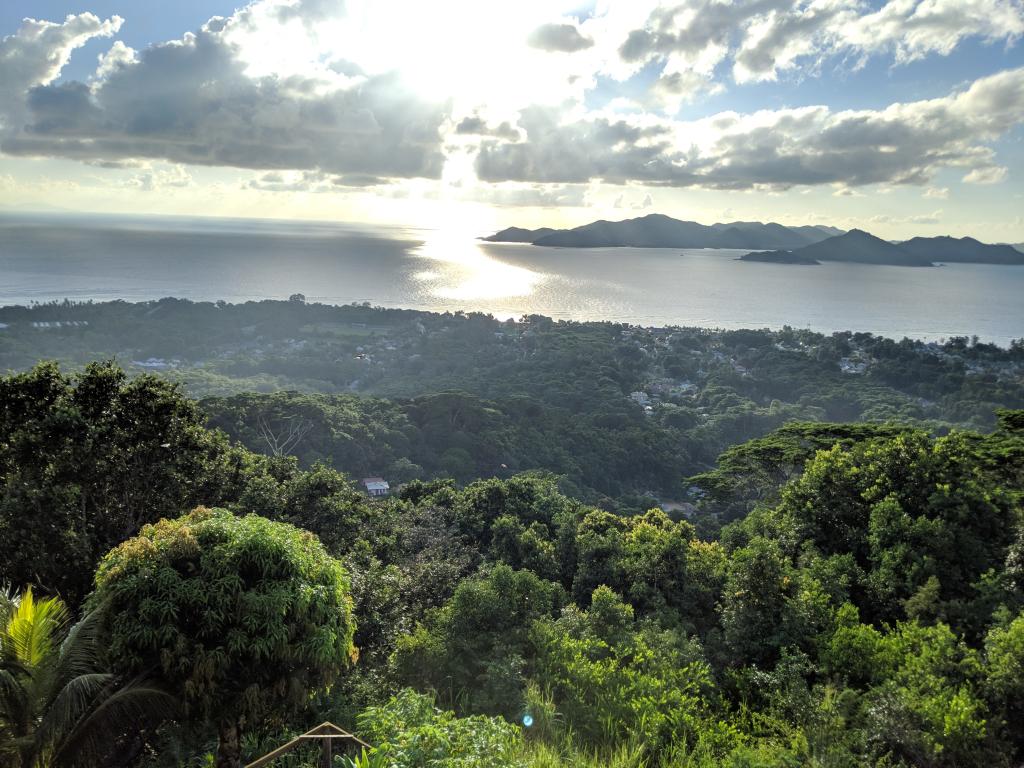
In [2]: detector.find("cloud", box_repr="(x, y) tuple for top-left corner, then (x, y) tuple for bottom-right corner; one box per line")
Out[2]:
(1, 0), (1021, 206)
(246, 169), (389, 192)
(647, 70), (724, 110)
(614, 192), (655, 209)
(470, 183), (588, 207)
(963, 166), (1008, 184)
(528, 22), (593, 53)
(125, 164), (193, 191)
(0, 7), (448, 179)
(477, 67), (1024, 190)
(870, 209), (943, 225)
(454, 115), (521, 141)
(844, 0), (1024, 63)
(924, 186), (950, 199)
(84, 158), (146, 169)
(910, 210), (943, 225)
(476, 105), (677, 185)
(0, 13), (122, 130)
(619, 0), (1024, 88)
(94, 40), (137, 79)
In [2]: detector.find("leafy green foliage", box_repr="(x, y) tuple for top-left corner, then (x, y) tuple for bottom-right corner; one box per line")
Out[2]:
(2, 343), (1024, 766)
(0, 588), (173, 768)
(355, 689), (521, 768)
(531, 587), (723, 751)
(0, 362), (259, 605)
(7, 300), (1022, 510)
(92, 508), (355, 767)
(392, 565), (563, 715)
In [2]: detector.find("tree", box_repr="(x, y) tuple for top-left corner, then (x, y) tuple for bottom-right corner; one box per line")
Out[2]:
(391, 564), (563, 715)
(531, 586), (717, 751)
(0, 362), (255, 605)
(720, 536), (796, 665)
(91, 507), (356, 768)
(984, 612), (1024, 753)
(255, 413), (313, 457)
(0, 588), (172, 768)
(354, 689), (520, 768)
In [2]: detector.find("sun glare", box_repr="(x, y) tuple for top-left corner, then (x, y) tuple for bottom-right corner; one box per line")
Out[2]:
(411, 224), (546, 301)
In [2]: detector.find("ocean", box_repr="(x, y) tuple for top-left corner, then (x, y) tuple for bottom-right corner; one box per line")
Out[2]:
(2, 212), (1022, 345)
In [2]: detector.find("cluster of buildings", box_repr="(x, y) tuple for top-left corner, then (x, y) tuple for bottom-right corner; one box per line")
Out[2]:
(30, 320), (89, 329)
(131, 357), (181, 369)
(839, 357), (869, 374)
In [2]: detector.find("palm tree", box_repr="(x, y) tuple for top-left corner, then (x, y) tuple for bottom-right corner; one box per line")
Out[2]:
(0, 588), (175, 768)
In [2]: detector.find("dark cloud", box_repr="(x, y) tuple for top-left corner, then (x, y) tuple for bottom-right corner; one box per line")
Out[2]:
(1, 15), (448, 179)
(527, 23), (593, 53)
(475, 106), (678, 185)
(454, 115), (520, 141)
(246, 169), (387, 192)
(331, 173), (386, 187)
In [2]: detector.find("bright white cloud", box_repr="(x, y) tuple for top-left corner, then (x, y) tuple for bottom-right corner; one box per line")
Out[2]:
(963, 166), (1009, 184)
(124, 163), (193, 191)
(477, 66), (1024, 190)
(94, 40), (136, 80)
(620, 0), (1024, 93)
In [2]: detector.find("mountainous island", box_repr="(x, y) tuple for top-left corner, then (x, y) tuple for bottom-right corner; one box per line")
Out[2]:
(485, 214), (1024, 266)
(899, 235), (1024, 264)
(741, 229), (1024, 266)
(482, 213), (842, 250)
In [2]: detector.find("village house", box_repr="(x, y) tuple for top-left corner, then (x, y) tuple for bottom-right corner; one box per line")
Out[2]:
(361, 477), (390, 497)
(839, 357), (868, 374)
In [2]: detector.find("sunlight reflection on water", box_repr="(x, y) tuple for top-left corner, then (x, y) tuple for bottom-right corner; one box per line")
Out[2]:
(410, 230), (547, 301)
(1, 214), (1022, 345)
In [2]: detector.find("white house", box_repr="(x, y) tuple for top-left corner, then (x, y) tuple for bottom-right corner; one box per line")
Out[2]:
(630, 391), (651, 406)
(361, 477), (390, 497)
(839, 357), (868, 374)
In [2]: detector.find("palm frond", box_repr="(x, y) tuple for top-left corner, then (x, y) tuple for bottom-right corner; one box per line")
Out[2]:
(1, 591), (178, 768)
(48, 678), (177, 768)
(52, 608), (104, 686)
(5, 588), (69, 669)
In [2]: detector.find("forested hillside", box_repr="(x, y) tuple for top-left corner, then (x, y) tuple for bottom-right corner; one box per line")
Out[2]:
(2, 299), (1022, 513)
(1, 362), (1023, 767)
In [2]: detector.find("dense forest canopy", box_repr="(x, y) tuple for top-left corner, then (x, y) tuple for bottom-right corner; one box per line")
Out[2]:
(2, 301), (1024, 766)
(0, 358), (1019, 765)
(2, 299), (1021, 514)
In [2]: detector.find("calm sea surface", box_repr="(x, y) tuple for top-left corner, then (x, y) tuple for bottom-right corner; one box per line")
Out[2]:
(2, 213), (1022, 345)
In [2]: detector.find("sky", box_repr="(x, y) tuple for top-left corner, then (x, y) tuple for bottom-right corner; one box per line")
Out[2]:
(0, 0), (1023, 239)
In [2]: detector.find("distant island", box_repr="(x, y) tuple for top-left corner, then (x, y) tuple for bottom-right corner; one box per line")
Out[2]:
(742, 229), (1024, 267)
(484, 214), (1024, 267)
(898, 236), (1024, 265)
(739, 251), (820, 265)
(482, 213), (842, 250)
